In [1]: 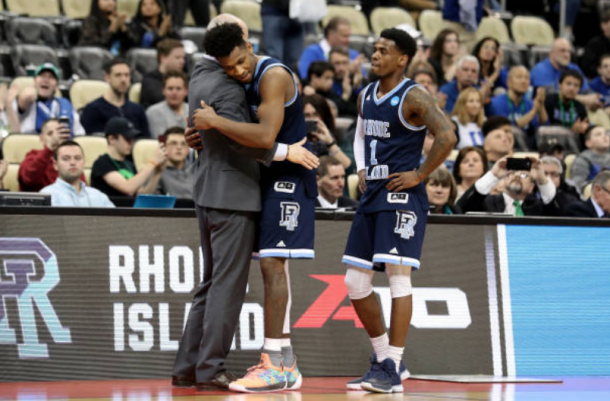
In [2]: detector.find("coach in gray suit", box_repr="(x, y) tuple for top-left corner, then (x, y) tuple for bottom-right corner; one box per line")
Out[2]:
(172, 15), (317, 391)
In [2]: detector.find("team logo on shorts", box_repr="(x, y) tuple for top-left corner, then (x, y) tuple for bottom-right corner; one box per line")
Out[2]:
(280, 202), (300, 231)
(387, 193), (409, 204)
(274, 181), (296, 194)
(394, 211), (417, 239)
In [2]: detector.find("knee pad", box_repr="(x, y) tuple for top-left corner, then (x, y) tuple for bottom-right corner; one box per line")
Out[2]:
(386, 265), (412, 298)
(344, 267), (374, 300)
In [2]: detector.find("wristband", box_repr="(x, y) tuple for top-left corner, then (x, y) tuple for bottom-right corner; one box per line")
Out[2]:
(327, 140), (337, 148)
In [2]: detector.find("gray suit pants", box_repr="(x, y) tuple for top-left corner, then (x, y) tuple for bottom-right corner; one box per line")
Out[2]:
(173, 205), (256, 382)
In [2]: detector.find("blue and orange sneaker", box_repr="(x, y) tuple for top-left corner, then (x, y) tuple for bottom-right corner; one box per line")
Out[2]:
(346, 354), (409, 390)
(360, 358), (403, 393)
(228, 353), (287, 393)
(283, 357), (303, 390)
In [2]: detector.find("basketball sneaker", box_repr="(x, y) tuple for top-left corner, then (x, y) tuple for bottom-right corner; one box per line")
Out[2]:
(360, 358), (403, 393)
(228, 353), (287, 393)
(346, 354), (410, 390)
(283, 357), (303, 390)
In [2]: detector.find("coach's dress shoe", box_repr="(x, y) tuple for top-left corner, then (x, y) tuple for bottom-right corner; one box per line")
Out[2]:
(196, 371), (237, 391)
(172, 375), (195, 387)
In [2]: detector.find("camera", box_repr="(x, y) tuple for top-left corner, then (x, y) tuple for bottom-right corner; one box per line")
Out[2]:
(506, 157), (532, 171)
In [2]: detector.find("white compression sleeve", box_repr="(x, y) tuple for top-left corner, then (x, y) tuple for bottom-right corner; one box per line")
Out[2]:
(283, 260), (291, 334)
(386, 264), (413, 298)
(345, 266), (374, 300)
(354, 115), (366, 173)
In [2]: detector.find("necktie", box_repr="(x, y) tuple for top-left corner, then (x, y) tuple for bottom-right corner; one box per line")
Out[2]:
(513, 200), (524, 217)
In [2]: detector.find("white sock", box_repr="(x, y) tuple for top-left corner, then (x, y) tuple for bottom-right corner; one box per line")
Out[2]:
(280, 338), (291, 347)
(387, 345), (404, 373)
(370, 333), (389, 362)
(263, 338), (282, 352)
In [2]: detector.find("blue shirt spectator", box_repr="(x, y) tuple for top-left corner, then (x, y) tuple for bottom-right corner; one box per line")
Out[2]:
(590, 76), (610, 106)
(440, 56), (481, 113)
(530, 39), (589, 92)
(443, 0), (484, 32)
(41, 178), (115, 207)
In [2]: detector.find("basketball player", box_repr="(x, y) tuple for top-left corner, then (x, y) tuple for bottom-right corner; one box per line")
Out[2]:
(191, 23), (317, 393)
(342, 28), (456, 393)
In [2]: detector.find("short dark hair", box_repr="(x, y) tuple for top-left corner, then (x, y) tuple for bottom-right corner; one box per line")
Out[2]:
(163, 70), (188, 87)
(599, 54), (610, 68)
(482, 116), (512, 137)
(104, 58), (129, 74)
(41, 118), (60, 133)
(329, 46), (350, 60)
(164, 126), (185, 137)
(203, 23), (246, 59)
(324, 17), (350, 38)
(53, 140), (83, 160)
(379, 28), (417, 63)
(559, 69), (583, 87)
(308, 61), (334, 81)
(156, 38), (184, 63)
(602, 10), (610, 23)
(317, 155), (343, 177)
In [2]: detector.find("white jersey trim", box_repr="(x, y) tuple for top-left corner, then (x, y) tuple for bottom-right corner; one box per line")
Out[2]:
(398, 84), (427, 131)
(373, 253), (421, 269)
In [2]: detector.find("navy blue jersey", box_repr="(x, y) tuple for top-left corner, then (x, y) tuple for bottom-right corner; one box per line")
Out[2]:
(359, 78), (429, 213)
(245, 56), (317, 199)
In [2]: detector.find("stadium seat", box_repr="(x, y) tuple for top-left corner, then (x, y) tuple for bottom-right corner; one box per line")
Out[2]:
(536, 126), (580, 154)
(511, 16), (555, 46)
(10, 77), (61, 98)
(587, 108), (610, 130)
(70, 47), (114, 81)
(512, 151), (539, 160)
(220, 0), (262, 32)
(564, 154), (576, 180)
(529, 45), (552, 68)
(476, 17), (511, 44)
(11, 44), (59, 77)
(83, 168), (92, 185)
(419, 10), (443, 40)
(74, 135), (107, 169)
(347, 173), (359, 200)
(188, 52), (206, 74)
(69, 80), (109, 110)
(349, 36), (375, 58)
(501, 43), (529, 68)
(2, 133), (43, 164)
(447, 149), (458, 162)
(5, 18), (59, 47)
(335, 117), (354, 141)
(6, 0), (61, 17)
(179, 27), (206, 50)
(370, 8), (416, 36)
(322, 5), (370, 36)
(63, 19), (84, 48)
(133, 139), (159, 172)
(126, 48), (158, 82)
(117, 0), (139, 17)
(583, 183), (592, 200)
(2, 164), (20, 192)
(63, 0), (92, 19)
(129, 83), (141, 104)
(511, 126), (530, 152)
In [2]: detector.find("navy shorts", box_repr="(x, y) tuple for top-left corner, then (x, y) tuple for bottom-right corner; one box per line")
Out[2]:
(342, 206), (427, 272)
(255, 179), (315, 259)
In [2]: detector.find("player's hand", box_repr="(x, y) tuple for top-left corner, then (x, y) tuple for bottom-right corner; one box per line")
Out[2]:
(386, 170), (422, 192)
(357, 169), (366, 194)
(287, 137), (319, 170)
(184, 117), (202, 150)
(192, 100), (218, 130)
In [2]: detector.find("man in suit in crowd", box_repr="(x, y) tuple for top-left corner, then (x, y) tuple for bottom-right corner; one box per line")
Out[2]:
(566, 170), (610, 218)
(315, 155), (358, 210)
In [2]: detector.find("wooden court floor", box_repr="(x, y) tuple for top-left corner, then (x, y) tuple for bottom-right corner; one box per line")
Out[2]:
(1, 377), (610, 401)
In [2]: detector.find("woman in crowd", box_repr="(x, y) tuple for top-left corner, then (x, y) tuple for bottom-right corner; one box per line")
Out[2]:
(427, 29), (462, 86)
(302, 94), (352, 170)
(452, 87), (486, 149)
(79, 0), (133, 55)
(128, 0), (180, 49)
(471, 37), (508, 92)
(452, 146), (489, 200)
(424, 167), (461, 214)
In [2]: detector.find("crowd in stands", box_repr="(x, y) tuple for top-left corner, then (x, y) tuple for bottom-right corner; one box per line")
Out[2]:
(0, 0), (609, 218)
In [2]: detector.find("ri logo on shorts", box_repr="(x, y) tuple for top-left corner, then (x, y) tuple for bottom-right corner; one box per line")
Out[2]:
(280, 202), (300, 231)
(394, 211), (417, 239)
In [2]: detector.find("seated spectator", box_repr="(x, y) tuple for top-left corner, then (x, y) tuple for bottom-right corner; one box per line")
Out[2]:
(472, 37), (508, 92)
(146, 71), (189, 138)
(589, 54), (610, 108)
(18, 119), (82, 192)
(315, 155), (358, 210)
(127, 0), (180, 49)
(0, 83), (20, 136)
(13, 64), (85, 135)
(489, 66), (548, 140)
(482, 116), (514, 166)
(544, 70), (589, 143)
(305, 62), (358, 116)
(570, 126), (610, 191)
(0, 159), (7, 190)
(440, 55), (481, 113)
(41, 141), (115, 207)
(457, 155), (558, 216)
(298, 17), (365, 81)
(442, 0), (484, 51)
(581, 10), (610, 80)
(425, 166), (461, 214)
(453, 146), (489, 200)
(81, 59), (150, 137)
(156, 127), (193, 199)
(451, 87), (485, 149)
(329, 47), (363, 107)
(427, 29), (461, 87)
(540, 155), (581, 215)
(91, 117), (166, 197)
(140, 39), (186, 109)
(565, 170), (610, 218)
(167, 0), (210, 28)
(79, 0), (133, 55)
(408, 63), (446, 110)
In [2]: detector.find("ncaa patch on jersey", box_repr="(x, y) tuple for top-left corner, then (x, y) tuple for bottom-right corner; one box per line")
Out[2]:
(274, 181), (296, 194)
(390, 96), (400, 106)
(387, 193), (409, 204)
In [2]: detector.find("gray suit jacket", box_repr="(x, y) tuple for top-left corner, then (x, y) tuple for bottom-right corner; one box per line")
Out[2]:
(189, 56), (276, 212)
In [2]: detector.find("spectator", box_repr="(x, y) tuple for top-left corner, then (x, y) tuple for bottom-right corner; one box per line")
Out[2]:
(140, 39), (186, 109)
(425, 166), (462, 214)
(0, 159), (7, 190)
(0, 83), (21, 136)
(457, 156), (558, 216)
(570, 126), (610, 191)
(421, 130), (455, 171)
(482, 116), (513, 166)
(18, 119), (83, 192)
(91, 117), (166, 197)
(146, 71), (189, 138)
(408, 62), (446, 109)
(453, 146), (489, 200)
(451, 87), (485, 149)
(329, 47), (364, 105)
(78, 0), (133, 55)
(167, 0), (211, 28)
(581, 11), (610, 79)
(544, 70), (589, 142)
(40, 141), (115, 207)
(442, 0), (484, 51)
(565, 170), (610, 217)
(440, 55), (480, 113)
(127, 0), (180, 49)
(427, 29), (461, 86)
(305, 62), (358, 117)
(157, 127), (193, 199)
(540, 155), (581, 214)
(589, 54), (610, 108)
(315, 155), (358, 209)
(261, 0), (304, 68)
(471, 37), (508, 91)
(81, 59), (151, 137)
(13, 63), (85, 135)
(298, 17), (364, 81)
(530, 39), (591, 94)
(489, 66), (548, 140)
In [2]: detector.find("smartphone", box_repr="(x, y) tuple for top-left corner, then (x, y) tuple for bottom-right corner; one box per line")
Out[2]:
(305, 119), (318, 134)
(506, 157), (532, 171)
(158, 134), (166, 144)
(58, 116), (70, 126)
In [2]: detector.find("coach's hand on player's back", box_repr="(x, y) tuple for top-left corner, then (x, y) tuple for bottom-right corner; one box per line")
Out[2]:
(386, 169), (422, 192)
(192, 100), (218, 130)
(184, 117), (203, 151)
(287, 137), (320, 170)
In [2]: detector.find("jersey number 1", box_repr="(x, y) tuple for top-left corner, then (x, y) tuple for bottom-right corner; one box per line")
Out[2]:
(370, 140), (378, 166)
